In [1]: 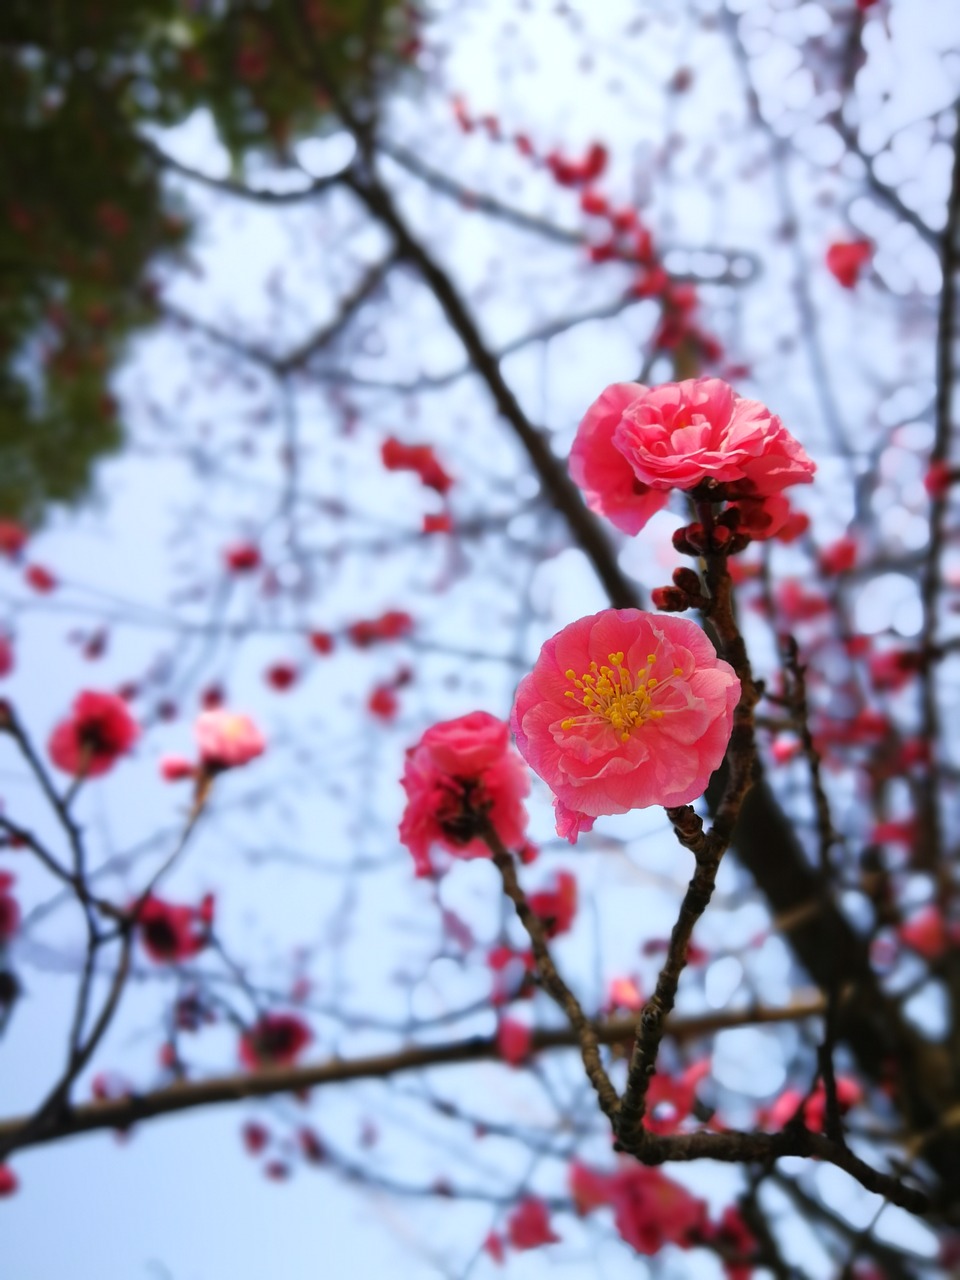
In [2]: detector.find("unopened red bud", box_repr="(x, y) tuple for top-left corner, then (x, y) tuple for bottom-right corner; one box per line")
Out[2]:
(651, 586), (690, 612)
(672, 568), (703, 597)
(673, 524), (705, 555)
(711, 525), (733, 548)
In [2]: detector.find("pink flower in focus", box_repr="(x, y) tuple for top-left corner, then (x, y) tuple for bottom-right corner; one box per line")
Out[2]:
(611, 378), (815, 498)
(506, 1197), (560, 1251)
(195, 710), (265, 770)
(569, 383), (669, 534)
(399, 712), (530, 876)
(511, 611), (739, 838)
(48, 690), (139, 777)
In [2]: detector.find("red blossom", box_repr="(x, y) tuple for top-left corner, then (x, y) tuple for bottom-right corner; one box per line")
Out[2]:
(241, 1120), (270, 1155)
(368, 684), (399, 720)
(570, 1161), (708, 1255)
(708, 1205), (758, 1280)
(25, 563), (57, 593)
(297, 1126), (326, 1164)
(422, 512), (453, 534)
(760, 1076), (863, 1132)
(869, 648), (924, 692)
(239, 1013), (312, 1069)
(91, 1071), (133, 1101)
(899, 906), (959, 960)
(308, 630), (335, 655)
(818, 535), (858, 575)
(924, 461), (955, 498)
(265, 662), (298, 691)
(497, 1016), (533, 1066)
(223, 542), (261, 573)
(399, 711), (530, 876)
(0, 877), (20, 943)
(381, 437), (454, 494)
(644, 1059), (710, 1135)
(826, 239), (872, 288)
(48, 690), (139, 777)
(138, 895), (210, 963)
(159, 755), (196, 782)
(0, 1165), (18, 1197)
(511, 610), (739, 838)
(348, 611), (414, 647)
(527, 870), (578, 937)
(483, 1232), (505, 1264)
(0, 635), (12, 678)
(506, 1197), (560, 1250)
(0, 521), (27, 557)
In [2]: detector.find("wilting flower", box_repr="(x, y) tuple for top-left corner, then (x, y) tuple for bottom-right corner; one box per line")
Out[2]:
(511, 610), (739, 840)
(399, 711), (529, 876)
(48, 690), (139, 777)
(195, 710), (265, 770)
(239, 1012), (312, 1069)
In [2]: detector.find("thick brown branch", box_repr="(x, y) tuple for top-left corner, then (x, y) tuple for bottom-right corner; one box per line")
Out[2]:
(0, 995), (824, 1156)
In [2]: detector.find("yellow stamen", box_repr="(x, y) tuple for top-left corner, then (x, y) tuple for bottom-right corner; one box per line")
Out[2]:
(560, 650), (680, 742)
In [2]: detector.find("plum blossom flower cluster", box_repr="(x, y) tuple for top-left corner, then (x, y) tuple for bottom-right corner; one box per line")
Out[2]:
(400, 378), (805, 855)
(569, 376), (815, 544)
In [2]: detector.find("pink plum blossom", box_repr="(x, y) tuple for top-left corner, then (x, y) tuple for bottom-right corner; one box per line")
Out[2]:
(511, 610), (739, 838)
(568, 383), (669, 534)
(612, 378), (815, 496)
(195, 710), (266, 770)
(399, 711), (530, 876)
(570, 379), (814, 536)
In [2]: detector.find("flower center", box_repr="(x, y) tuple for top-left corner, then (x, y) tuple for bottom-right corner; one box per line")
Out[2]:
(561, 651), (682, 743)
